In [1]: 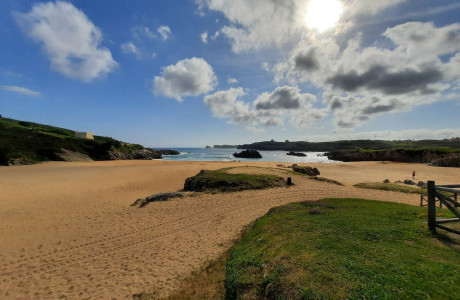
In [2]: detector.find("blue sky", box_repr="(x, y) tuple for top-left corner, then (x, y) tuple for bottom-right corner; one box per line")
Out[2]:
(1, 0), (459, 147)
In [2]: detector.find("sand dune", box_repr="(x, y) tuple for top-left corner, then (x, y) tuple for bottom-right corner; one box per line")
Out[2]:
(0, 160), (458, 299)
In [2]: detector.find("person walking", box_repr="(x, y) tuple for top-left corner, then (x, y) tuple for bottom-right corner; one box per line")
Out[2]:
(412, 170), (416, 180)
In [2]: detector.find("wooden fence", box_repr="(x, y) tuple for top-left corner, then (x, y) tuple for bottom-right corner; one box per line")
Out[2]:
(427, 181), (460, 235)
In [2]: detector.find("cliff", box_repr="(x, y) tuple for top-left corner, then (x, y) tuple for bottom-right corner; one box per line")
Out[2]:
(325, 149), (460, 167)
(0, 117), (176, 165)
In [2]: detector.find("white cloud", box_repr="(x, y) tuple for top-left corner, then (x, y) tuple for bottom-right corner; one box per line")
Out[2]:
(197, 0), (405, 52)
(201, 31), (208, 44)
(153, 57), (217, 101)
(211, 31), (220, 40)
(273, 22), (460, 130)
(158, 26), (171, 40)
(14, 1), (117, 82)
(121, 42), (139, 56)
(227, 77), (238, 84)
(302, 128), (460, 142)
(132, 26), (157, 39)
(1, 85), (40, 96)
(204, 86), (323, 131)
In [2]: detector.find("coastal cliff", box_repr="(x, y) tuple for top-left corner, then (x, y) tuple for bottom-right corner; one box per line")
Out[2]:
(0, 117), (177, 165)
(325, 149), (460, 167)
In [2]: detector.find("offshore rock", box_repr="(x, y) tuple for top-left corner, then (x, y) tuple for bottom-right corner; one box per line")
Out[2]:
(156, 149), (180, 155)
(286, 151), (307, 157)
(233, 149), (262, 159)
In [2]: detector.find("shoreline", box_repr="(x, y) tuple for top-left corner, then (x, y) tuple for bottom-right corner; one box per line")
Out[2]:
(1, 160), (459, 298)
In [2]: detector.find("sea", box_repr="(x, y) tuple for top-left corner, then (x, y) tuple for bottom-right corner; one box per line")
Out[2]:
(157, 148), (339, 163)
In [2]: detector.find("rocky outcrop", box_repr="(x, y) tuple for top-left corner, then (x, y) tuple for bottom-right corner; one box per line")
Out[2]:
(292, 166), (320, 176)
(286, 151), (307, 157)
(326, 149), (460, 167)
(106, 149), (162, 160)
(156, 149), (180, 155)
(430, 156), (460, 167)
(131, 192), (184, 208)
(7, 158), (34, 166)
(233, 149), (262, 159)
(56, 149), (93, 162)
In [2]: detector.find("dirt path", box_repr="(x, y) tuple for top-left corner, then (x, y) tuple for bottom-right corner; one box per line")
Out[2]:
(0, 161), (457, 299)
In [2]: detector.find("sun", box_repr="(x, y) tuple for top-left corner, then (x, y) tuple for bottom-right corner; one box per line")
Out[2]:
(305, 0), (343, 32)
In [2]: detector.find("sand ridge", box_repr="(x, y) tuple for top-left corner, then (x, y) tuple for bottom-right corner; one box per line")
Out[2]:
(0, 160), (458, 299)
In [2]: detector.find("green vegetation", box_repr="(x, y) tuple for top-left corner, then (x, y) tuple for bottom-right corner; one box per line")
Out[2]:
(354, 182), (427, 195)
(0, 117), (147, 165)
(184, 169), (286, 193)
(225, 198), (460, 299)
(238, 139), (460, 152)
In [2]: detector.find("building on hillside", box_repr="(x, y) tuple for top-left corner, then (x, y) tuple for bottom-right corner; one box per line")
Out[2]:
(75, 131), (94, 140)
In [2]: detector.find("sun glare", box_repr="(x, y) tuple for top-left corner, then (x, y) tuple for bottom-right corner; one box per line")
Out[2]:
(305, 0), (343, 32)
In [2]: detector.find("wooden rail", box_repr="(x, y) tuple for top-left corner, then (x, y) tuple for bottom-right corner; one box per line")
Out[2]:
(427, 181), (460, 235)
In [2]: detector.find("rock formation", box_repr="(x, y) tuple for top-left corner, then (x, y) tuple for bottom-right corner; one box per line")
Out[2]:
(286, 151), (307, 157)
(233, 149), (262, 159)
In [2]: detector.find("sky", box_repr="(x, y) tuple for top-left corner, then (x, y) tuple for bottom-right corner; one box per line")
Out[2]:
(1, 0), (460, 147)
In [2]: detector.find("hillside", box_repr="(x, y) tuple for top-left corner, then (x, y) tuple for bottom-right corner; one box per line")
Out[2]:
(0, 117), (175, 165)
(238, 139), (460, 152)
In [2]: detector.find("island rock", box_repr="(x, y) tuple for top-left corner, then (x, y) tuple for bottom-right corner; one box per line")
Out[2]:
(233, 149), (262, 159)
(286, 151), (307, 157)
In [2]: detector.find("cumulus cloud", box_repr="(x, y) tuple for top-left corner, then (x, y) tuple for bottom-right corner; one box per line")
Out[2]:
(197, 0), (404, 52)
(273, 22), (460, 130)
(327, 65), (443, 95)
(153, 57), (217, 101)
(204, 85), (323, 131)
(203, 87), (283, 130)
(254, 86), (315, 110)
(196, 1), (459, 133)
(14, 1), (117, 82)
(158, 26), (171, 40)
(1, 85), (40, 96)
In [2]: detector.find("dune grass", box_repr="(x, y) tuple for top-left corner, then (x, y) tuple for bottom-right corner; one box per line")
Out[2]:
(354, 182), (427, 195)
(225, 198), (460, 299)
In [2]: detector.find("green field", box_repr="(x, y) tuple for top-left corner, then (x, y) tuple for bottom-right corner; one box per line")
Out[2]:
(225, 198), (460, 299)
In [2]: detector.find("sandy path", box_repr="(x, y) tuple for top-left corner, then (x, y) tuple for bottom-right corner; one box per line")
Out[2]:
(0, 160), (458, 299)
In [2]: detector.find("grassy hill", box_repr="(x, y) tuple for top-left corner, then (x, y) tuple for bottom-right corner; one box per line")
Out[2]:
(0, 117), (151, 165)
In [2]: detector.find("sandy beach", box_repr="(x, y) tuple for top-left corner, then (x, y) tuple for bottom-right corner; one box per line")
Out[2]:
(0, 160), (458, 299)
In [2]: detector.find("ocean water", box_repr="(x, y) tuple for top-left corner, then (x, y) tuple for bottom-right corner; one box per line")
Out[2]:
(158, 148), (339, 163)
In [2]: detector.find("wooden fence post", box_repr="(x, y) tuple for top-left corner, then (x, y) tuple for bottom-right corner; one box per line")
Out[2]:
(427, 181), (436, 233)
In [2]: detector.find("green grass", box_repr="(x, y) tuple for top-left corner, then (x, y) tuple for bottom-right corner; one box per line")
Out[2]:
(225, 198), (460, 299)
(184, 169), (286, 193)
(354, 182), (427, 195)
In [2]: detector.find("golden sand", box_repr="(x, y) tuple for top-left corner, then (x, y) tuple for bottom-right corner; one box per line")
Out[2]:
(0, 160), (458, 299)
